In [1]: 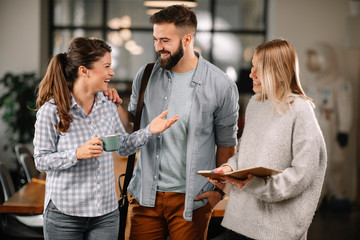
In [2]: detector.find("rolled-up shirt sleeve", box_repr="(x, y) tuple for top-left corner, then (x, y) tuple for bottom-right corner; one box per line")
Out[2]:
(214, 83), (239, 147)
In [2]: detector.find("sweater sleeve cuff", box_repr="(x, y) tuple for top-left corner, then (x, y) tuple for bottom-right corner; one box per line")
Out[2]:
(242, 176), (267, 192)
(221, 152), (238, 171)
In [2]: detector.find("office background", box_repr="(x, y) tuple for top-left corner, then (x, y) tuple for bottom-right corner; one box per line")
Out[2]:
(0, 0), (359, 202)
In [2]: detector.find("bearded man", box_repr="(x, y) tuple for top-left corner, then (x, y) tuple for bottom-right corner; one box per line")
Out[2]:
(116, 5), (239, 239)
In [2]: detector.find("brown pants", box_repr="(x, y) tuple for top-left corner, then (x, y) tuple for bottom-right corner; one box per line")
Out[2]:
(127, 192), (212, 240)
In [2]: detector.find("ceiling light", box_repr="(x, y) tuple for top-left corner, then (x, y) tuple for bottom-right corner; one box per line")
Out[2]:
(144, 0), (197, 8)
(145, 8), (163, 15)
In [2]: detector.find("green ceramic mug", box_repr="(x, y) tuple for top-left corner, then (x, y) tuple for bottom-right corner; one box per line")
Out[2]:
(101, 134), (120, 152)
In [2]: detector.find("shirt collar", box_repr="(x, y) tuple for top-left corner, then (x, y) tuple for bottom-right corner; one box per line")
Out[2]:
(70, 92), (107, 109)
(70, 94), (77, 109)
(158, 51), (203, 84)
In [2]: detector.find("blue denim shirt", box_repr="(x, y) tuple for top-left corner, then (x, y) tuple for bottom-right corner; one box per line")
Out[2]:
(128, 52), (239, 221)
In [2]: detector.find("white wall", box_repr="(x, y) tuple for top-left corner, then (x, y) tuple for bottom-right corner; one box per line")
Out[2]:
(268, 0), (353, 84)
(0, 0), (42, 170)
(269, 0), (359, 200)
(0, 0), (41, 76)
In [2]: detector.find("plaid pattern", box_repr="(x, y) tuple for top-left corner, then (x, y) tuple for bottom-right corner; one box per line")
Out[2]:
(34, 92), (152, 217)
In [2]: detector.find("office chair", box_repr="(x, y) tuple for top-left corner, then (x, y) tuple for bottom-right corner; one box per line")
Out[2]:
(0, 162), (43, 239)
(19, 153), (40, 183)
(14, 143), (34, 185)
(14, 143), (33, 162)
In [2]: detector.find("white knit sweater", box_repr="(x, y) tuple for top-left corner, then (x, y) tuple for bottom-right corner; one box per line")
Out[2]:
(222, 94), (327, 240)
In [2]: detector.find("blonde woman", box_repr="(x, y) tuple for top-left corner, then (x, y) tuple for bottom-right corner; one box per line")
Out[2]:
(211, 39), (327, 240)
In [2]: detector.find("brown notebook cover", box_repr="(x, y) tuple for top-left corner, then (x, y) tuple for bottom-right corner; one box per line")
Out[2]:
(197, 167), (282, 180)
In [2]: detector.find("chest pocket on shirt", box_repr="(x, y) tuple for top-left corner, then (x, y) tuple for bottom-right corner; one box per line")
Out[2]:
(143, 92), (164, 120)
(200, 103), (215, 133)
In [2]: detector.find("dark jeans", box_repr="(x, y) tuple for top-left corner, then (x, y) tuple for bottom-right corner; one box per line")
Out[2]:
(227, 229), (254, 240)
(44, 201), (119, 240)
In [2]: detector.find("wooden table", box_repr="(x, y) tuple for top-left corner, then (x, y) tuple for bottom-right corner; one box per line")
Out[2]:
(212, 197), (227, 217)
(0, 155), (227, 216)
(0, 179), (45, 214)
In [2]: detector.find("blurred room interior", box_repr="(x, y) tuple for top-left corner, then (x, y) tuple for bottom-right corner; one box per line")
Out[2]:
(0, 0), (359, 239)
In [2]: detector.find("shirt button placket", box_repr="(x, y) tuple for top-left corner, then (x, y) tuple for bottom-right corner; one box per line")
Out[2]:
(95, 162), (102, 214)
(88, 116), (97, 137)
(154, 155), (160, 181)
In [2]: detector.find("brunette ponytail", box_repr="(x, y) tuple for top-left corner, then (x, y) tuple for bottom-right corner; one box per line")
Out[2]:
(36, 37), (111, 133)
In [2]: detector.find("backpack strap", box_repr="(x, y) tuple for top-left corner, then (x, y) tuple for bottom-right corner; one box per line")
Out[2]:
(118, 62), (154, 240)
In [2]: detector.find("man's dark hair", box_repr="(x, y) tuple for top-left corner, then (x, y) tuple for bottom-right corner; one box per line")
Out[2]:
(149, 4), (197, 36)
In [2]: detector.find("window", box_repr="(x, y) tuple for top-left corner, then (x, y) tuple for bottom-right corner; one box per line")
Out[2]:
(49, 0), (267, 92)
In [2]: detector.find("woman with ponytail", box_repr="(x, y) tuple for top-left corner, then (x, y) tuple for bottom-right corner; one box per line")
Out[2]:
(33, 37), (178, 240)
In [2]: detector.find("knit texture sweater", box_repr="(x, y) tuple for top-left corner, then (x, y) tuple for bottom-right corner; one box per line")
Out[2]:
(222, 94), (327, 240)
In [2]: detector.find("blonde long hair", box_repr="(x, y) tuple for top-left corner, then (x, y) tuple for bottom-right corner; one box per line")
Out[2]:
(255, 39), (313, 113)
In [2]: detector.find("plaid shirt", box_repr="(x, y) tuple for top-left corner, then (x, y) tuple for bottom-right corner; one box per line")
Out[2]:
(33, 92), (152, 217)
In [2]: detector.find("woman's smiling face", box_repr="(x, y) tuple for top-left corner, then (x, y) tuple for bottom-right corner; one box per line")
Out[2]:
(249, 54), (262, 94)
(86, 52), (114, 93)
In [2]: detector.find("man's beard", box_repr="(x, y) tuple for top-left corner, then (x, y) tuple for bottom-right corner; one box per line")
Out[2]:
(158, 42), (184, 70)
